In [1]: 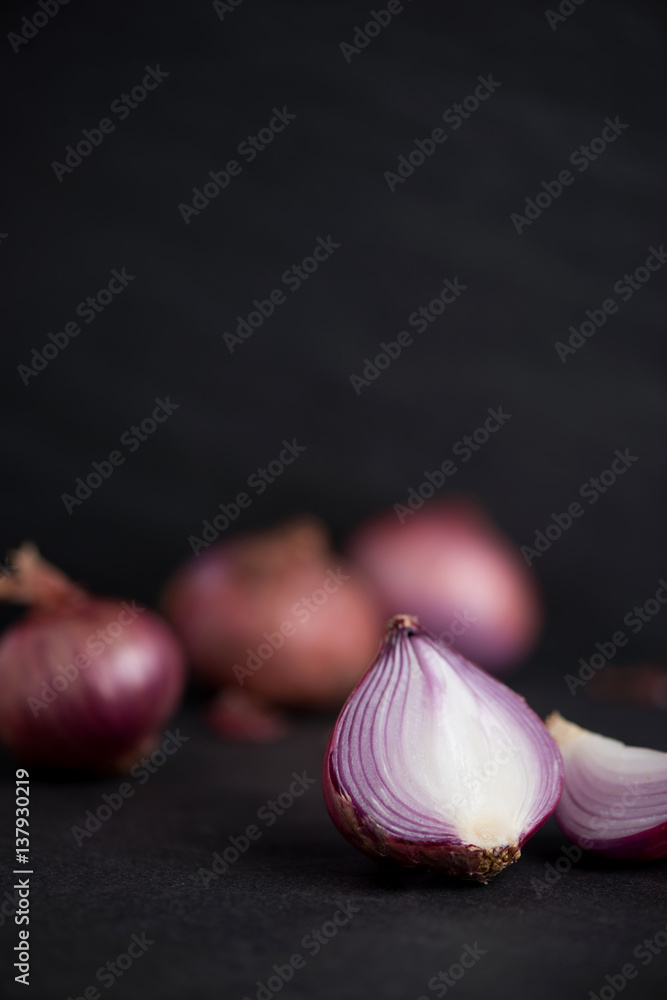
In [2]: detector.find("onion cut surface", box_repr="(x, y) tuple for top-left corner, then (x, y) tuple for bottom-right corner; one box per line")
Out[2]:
(547, 712), (667, 860)
(324, 616), (563, 881)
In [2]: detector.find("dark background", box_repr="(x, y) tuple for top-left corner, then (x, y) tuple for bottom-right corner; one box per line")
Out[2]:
(1, 1), (666, 998)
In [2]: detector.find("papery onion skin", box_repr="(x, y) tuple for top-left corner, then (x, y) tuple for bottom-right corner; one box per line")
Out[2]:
(323, 616), (563, 882)
(162, 518), (383, 708)
(547, 712), (667, 861)
(348, 500), (542, 673)
(0, 547), (185, 771)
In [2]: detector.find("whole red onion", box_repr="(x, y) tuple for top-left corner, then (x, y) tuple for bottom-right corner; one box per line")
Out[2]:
(162, 518), (383, 707)
(348, 499), (542, 673)
(0, 545), (185, 771)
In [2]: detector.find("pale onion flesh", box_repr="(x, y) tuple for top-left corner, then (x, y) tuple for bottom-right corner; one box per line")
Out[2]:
(547, 712), (667, 860)
(323, 615), (563, 881)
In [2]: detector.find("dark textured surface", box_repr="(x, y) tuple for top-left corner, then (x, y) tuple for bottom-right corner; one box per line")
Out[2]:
(1, 691), (666, 1000)
(1, 0), (667, 996)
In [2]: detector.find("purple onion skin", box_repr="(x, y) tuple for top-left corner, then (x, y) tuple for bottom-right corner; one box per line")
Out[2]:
(554, 802), (667, 862)
(558, 822), (667, 862)
(606, 825), (667, 861)
(0, 598), (185, 771)
(323, 618), (563, 881)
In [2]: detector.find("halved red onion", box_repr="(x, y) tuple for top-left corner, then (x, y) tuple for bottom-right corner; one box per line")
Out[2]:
(546, 712), (667, 861)
(323, 615), (563, 881)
